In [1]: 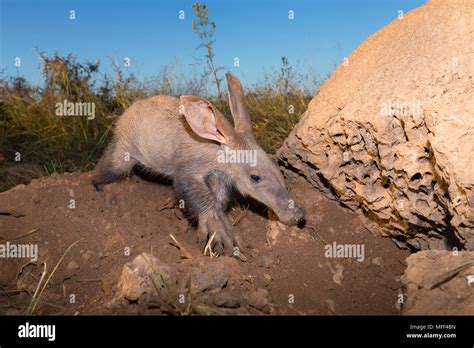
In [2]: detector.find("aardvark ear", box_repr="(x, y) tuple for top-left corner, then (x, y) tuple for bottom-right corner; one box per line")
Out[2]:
(179, 95), (237, 144)
(226, 73), (254, 139)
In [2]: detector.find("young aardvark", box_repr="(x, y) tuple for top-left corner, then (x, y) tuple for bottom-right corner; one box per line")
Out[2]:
(92, 73), (305, 255)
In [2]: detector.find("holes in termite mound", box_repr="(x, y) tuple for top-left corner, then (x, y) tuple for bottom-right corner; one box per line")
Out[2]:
(382, 177), (391, 189)
(410, 172), (422, 182)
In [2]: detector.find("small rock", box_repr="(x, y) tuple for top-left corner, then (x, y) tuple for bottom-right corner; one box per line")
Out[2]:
(64, 260), (80, 279)
(372, 257), (383, 266)
(189, 258), (239, 295)
(214, 292), (241, 308)
(67, 260), (79, 271)
(247, 289), (269, 310)
(332, 264), (344, 285)
(256, 255), (274, 268)
(266, 220), (285, 246)
(116, 253), (173, 301)
(263, 273), (273, 286)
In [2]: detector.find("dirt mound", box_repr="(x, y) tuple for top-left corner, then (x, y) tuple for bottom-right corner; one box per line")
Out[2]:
(0, 171), (408, 315)
(402, 250), (474, 315)
(278, 0), (474, 250)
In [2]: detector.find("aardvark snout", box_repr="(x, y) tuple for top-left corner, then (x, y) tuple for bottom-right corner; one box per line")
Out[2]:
(277, 201), (305, 226)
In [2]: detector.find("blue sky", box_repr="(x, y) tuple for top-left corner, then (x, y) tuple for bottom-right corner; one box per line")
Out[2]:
(1, 0), (426, 87)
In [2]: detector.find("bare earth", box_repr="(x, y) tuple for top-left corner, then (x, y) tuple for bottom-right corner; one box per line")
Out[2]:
(0, 171), (409, 315)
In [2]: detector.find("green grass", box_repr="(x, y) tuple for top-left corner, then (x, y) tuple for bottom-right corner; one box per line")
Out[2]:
(0, 53), (320, 191)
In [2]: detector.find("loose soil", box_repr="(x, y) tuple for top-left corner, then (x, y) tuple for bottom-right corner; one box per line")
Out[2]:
(0, 171), (409, 315)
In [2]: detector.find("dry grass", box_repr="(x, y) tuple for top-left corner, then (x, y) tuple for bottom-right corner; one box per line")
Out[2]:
(25, 238), (82, 315)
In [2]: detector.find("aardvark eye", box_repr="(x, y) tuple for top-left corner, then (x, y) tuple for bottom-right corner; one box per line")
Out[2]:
(250, 174), (261, 183)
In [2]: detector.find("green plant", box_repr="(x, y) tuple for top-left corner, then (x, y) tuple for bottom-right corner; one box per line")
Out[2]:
(192, 2), (224, 102)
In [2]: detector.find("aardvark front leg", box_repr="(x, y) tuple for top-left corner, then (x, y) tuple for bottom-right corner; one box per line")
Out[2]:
(173, 170), (242, 256)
